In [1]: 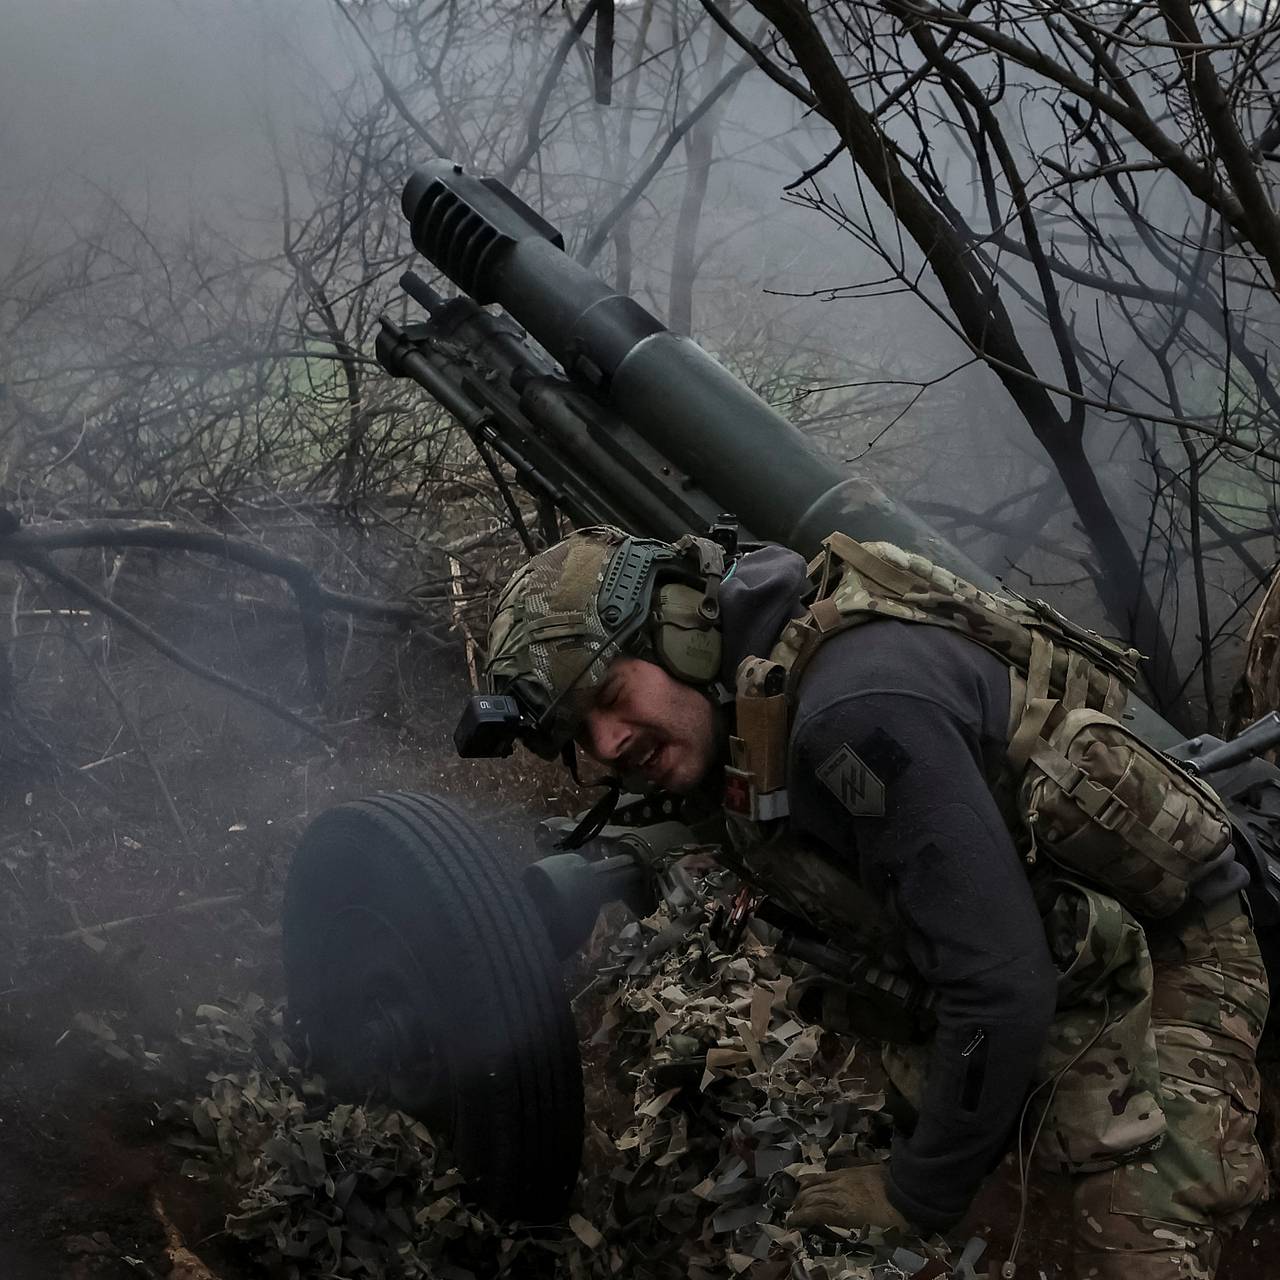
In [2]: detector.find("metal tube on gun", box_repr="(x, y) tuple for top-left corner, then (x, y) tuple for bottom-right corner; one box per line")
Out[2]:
(400, 270), (446, 315)
(375, 317), (486, 429)
(1184, 712), (1280, 776)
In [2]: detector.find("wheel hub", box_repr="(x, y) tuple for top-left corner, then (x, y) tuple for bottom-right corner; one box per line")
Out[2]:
(316, 907), (454, 1135)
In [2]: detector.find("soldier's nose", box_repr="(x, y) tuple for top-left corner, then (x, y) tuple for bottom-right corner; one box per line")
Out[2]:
(581, 710), (628, 765)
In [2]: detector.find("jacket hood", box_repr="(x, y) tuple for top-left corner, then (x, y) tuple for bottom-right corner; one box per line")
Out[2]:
(718, 545), (810, 685)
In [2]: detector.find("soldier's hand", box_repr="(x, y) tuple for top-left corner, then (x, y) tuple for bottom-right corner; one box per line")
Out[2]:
(788, 1162), (911, 1231)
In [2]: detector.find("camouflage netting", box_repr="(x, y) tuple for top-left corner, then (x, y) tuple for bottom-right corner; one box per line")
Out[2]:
(76, 911), (968, 1279)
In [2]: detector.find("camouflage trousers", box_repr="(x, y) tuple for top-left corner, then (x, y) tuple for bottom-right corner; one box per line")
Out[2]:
(1071, 898), (1270, 1280)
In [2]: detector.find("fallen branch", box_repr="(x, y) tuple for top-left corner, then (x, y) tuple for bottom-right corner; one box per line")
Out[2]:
(19, 552), (335, 744)
(110, 576), (436, 639)
(49, 893), (245, 944)
(0, 520), (425, 623)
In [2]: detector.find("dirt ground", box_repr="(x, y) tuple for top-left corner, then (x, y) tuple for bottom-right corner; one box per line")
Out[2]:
(0, 550), (566, 1278)
(0, 558), (1278, 1279)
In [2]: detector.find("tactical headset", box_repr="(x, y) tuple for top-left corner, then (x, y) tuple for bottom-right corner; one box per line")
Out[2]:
(602, 536), (723, 686)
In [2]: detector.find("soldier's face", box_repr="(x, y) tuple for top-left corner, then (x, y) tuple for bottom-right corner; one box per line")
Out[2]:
(576, 657), (717, 793)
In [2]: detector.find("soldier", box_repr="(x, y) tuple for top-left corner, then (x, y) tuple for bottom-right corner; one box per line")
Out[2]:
(480, 524), (1269, 1279)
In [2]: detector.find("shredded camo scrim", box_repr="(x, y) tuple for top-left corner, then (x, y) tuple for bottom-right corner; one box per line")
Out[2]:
(75, 911), (964, 1280)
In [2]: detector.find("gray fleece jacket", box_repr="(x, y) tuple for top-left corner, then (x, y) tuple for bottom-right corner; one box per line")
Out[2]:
(718, 546), (1130, 1230)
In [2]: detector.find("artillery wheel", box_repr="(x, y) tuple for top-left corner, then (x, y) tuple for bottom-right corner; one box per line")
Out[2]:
(282, 791), (583, 1221)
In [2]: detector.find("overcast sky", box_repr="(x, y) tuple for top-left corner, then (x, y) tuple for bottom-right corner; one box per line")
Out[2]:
(0, 0), (355, 222)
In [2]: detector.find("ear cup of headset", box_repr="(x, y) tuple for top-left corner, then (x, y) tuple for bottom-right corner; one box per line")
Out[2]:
(650, 583), (722, 684)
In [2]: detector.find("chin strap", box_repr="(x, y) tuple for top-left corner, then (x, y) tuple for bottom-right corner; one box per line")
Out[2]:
(555, 743), (623, 850)
(555, 779), (622, 851)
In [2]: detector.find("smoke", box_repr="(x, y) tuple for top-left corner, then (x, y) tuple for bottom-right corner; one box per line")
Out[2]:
(0, 0), (351, 226)
(3, 0), (1254, 708)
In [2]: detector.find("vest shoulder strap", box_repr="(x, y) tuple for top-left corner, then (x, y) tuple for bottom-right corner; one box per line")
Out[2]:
(757, 535), (1140, 797)
(773, 534), (1138, 704)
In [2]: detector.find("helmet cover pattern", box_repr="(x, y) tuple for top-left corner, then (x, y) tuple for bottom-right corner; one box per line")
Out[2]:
(485, 526), (640, 754)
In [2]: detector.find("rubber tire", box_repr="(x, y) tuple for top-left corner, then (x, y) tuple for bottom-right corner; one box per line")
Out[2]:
(282, 791), (584, 1221)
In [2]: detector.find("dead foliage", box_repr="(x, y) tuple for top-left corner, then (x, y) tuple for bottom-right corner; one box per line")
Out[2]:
(1227, 568), (1280, 753)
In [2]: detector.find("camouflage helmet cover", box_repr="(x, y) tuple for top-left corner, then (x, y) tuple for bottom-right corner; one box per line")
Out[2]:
(485, 526), (646, 756)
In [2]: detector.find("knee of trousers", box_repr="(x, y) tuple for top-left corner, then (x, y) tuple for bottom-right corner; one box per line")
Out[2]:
(1072, 1209), (1219, 1280)
(1070, 1006), (1268, 1277)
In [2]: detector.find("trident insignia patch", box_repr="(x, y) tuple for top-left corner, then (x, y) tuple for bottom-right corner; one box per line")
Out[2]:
(816, 743), (886, 818)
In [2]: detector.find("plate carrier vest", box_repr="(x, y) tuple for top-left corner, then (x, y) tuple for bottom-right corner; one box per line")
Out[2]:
(724, 532), (1233, 921)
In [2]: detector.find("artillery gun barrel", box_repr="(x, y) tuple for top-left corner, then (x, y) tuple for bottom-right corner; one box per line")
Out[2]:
(397, 160), (1175, 746)
(401, 161), (978, 576)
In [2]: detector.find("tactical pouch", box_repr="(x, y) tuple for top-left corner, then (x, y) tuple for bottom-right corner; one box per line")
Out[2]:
(1014, 708), (1233, 919)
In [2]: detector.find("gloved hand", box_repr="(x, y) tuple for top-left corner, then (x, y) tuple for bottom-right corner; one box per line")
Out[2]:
(788, 1162), (911, 1231)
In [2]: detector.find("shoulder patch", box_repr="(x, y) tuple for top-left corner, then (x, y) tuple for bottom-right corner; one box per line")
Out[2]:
(854, 727), (912, 785)
(816, 743), (886, 817)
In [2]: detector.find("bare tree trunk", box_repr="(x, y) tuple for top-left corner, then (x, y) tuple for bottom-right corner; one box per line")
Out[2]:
(608, 0), (655, 295)
(669, 22), (729, 335)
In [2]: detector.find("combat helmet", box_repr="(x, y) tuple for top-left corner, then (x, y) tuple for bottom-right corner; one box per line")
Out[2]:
(457, 526), (728, 759)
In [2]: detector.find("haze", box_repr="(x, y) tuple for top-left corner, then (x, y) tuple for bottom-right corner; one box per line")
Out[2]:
(0, 0), (350, 221)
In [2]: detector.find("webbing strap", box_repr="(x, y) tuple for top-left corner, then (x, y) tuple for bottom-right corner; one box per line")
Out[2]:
(1008, 670), (1029, 740)
(784, 619), (833, 690)
(810, 547), (834, 599)
(824, 532), (922, 598)
(1026, 629), (1056, 704)
(1025, 738), (1115, 822)
(1097, 800), (1188, 876)
(1102, 673), (1126, 719)
(1149, 784), (1191, 847)
(1063, 650), (1091, 710)
(1008, 697), (1058, 774)
(1028, 741), (1123, 827)
(809, 596), (843, 634)
(775, 571), (880, 693)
